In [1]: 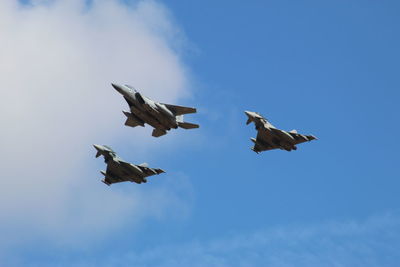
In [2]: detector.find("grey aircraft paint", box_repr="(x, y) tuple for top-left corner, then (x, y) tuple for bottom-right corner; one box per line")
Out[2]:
(112, 83), (199, 137)
(245, 111), (317, 153)
(93, 144), (165, 185)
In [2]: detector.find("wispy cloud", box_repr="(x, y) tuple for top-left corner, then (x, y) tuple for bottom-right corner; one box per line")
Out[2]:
(0, 0), (192, 253)
(55, 211), (400, 267)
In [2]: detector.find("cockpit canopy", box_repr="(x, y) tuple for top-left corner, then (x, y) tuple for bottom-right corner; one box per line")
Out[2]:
(124, 84), (137, 92)
(102, 145), (116, 155)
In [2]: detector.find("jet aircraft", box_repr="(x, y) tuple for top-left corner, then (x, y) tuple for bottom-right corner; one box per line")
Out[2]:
(112, 83), (199, 137)
(93, 144), (165, 185)
(245, 111), (317, 153)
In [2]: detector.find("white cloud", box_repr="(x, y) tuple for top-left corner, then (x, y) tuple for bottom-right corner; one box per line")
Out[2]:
(62, 211), (400, 267)
(0, 0), (192, 251)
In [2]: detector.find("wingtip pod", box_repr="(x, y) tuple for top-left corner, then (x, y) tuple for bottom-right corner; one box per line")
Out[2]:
(155, 168), (165, 174)
(150, 168), (165, 175)
(308, 135), (318, 141)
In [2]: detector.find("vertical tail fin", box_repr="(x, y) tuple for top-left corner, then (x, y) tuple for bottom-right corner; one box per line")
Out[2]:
(177, 122), (199, 129)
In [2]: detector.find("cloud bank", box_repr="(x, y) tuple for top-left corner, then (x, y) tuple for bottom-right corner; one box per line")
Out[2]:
(64, 211), (400, 267)
(0, 0), (192, 253)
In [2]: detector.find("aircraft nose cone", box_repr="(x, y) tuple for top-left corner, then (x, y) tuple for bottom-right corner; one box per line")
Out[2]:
(244, 111), (255, 125)
(93, 144), (104, 158)
(111, 83), (125, 94)
(93, 144), (102, 151)
(244, 111), (253, 117)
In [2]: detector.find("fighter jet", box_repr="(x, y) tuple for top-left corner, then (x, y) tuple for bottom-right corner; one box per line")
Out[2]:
(111, 83), (199, 137)
(245, 111), (317, 153)
(93, 144), (165, 185)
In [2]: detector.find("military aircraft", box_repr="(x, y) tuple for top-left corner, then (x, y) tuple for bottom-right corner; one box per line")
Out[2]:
(93, 144), (165, 185)
(245, 111), (317, 153)
(111, 83), (199, 137)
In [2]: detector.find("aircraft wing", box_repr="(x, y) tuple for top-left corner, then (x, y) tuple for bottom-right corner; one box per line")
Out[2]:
(162, 103), (196, 116)
(123, 111), (144, 128)
(254, 129), (279, 152)
(286, 130), (317, 145)
(118, 160), (141, 174)
(116, 161), (148, 184)
(119, 161), (164, 179)
(253, 141), (275, 152)
(103, 164), (129, 185)
(136, 165), (165, 178)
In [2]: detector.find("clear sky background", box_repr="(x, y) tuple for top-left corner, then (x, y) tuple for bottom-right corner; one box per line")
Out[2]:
(1, 0), (400, 266)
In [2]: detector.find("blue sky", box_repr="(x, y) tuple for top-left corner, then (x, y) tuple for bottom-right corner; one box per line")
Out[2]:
(2, 0), (400, 266)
